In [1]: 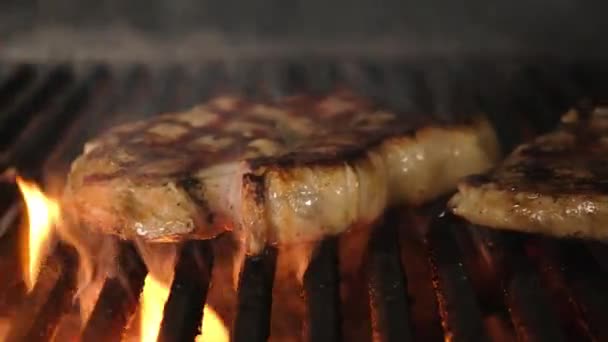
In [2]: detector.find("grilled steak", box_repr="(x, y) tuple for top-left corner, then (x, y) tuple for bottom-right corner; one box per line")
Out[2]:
(450, 108), (608, 240)
(65, 91), (499, 253)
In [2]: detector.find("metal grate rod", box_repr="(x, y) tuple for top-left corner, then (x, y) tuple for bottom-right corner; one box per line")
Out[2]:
(80, 242), (147, 342)
(303, 237), (341, 342)
(367, 209), (414, 342)
(232, 247), (277, 342)
(465, 228), (565, 342)
(0, 64), (36, 110)
(541, 240), (608, 341)
(158, 240), (213, 342)
(5, 243), (77, 342)
(427, 212), (489, 342)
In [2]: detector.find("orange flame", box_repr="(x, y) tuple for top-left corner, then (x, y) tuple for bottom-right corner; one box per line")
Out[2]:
(196, 305), (229, 342)
(16, 176), (60, 291)
(140, 274), (171, 342)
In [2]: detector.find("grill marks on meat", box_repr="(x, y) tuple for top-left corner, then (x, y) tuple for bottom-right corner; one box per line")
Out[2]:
(66, 90), (499, 253)
(450, 109), (608, 240)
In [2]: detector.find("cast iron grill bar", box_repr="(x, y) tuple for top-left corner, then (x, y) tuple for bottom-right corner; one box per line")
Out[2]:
(367, 209), (414, 342)
(586, 241), (608, 274)
(511, 67), (565, 134)
(530, 240), (597, 341)
(5, 243), (78, 342)
(533, 66), (586, 109)
(182, 65), (223, 107)
(195, 63), (232, 99)
(94, 65), (152, 131)
(303, 237), (341, 342)
(0, 64), (36, 110)
(521, 67), (565, 112)
(232, 247), (277, 342)
(246, 62), (271, 93)
(395, 208), (445, 342)
(262, 62), (310, 98)
(427, 212), (489, 342)
(500, 243), (565, 342)
(179, 63), (231, 106)
(283, 63), (313, 95)
(337, 61), (389, 104)
(4, 67), (108, 176)
(464, 227), (565, 342)
(167, 66), (198, 111)
(44, 66), (147, 172)
(369, 62), (399, 104)
(227, 61), (265, 98)
(80, 242), (147, 342)
(158, 240), (213, 342)
(376, 64), (421, 113)
(570, 64), (608, 104)
(540, 240), (608, 341)
(450, 65), (484, 118)
(471, 63), (522, 153)
(297, 61), (336, 94)
(0, 65), (73, 148)
(424, 65), (456, 122)
(0, 203), (22, 316)
(136, 67), (181, 118)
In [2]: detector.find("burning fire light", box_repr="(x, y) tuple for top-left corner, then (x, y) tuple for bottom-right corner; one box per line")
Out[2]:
(139, 272), (228, 342)
(140, 274), (171, 342)
(16, 176), (60, 291)
(139, 275), (228, 342)
(197, 305), (229, 342)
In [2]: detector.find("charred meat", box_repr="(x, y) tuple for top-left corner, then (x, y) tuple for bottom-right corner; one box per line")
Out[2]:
(450, 108), (608, 240)
(66, 91), (499, 253)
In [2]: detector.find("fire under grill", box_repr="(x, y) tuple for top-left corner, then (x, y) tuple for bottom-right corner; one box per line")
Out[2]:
(1, 61), (608, 342)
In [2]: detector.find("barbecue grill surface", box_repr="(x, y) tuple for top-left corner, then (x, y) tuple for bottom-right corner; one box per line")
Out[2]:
(1, 61), (608, 342)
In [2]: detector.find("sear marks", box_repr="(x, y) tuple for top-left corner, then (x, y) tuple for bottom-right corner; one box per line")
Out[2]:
(450, 108), (608, 241)
(65, 90), (499, 254)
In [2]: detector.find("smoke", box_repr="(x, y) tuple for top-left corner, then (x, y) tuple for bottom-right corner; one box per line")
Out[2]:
(1, 0), (607, 62)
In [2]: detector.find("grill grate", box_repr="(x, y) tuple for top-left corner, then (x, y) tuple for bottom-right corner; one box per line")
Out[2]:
(0, 61), (608, 341)
(158, 241), (212, 342)
(81, 242), (146, 342)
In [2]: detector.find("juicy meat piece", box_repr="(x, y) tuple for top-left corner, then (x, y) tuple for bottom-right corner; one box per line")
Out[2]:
(65, 91), (499, 253)
(450, 108), (608, 240)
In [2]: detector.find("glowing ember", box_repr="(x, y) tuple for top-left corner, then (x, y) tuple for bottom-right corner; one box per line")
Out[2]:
(196, 305), (229, 342)
(16, 176), (60, 291)
(140, 274), (171, 342)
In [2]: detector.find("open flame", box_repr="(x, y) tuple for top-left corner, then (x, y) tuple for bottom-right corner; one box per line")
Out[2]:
(16, 176), (60, 291)
(140, 274), (171, 342)
(139, 274), (228, 342)
(197, 306), (229, 342)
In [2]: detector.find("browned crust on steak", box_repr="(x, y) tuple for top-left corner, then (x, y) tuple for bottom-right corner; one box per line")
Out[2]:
(450, 108), (608, 240)
(459, 111), (608, 195)
(66, 89), (500, 252)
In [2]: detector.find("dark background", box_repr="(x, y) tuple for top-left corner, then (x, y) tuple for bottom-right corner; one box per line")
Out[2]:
(1, 0), (607, 61)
